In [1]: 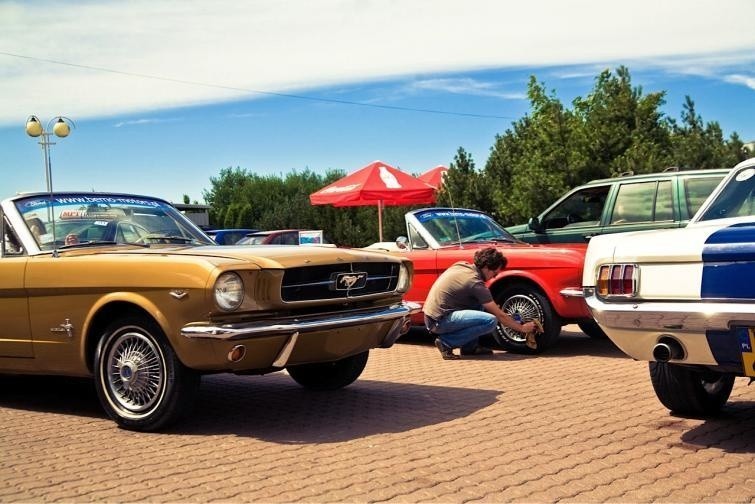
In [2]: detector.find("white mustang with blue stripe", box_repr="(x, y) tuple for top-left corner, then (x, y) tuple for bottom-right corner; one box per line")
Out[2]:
(583, 157), (755, 416)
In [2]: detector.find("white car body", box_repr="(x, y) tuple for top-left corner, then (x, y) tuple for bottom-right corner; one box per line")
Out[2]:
(582, 158), (755, 414)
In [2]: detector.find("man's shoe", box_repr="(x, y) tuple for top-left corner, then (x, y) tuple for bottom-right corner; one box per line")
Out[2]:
(460, 345), (494, 356)
(434, 338), (460, 360)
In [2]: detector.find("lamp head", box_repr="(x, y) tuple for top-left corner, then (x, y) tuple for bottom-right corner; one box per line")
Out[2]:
(25, 115), (42, 137)
(53, 117), (70, 138)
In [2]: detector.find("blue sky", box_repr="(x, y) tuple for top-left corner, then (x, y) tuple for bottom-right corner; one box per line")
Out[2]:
(1, 0), (754, 204)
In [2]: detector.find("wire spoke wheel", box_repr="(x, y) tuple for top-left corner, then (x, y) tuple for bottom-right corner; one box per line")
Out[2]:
(106, 332), (165, 415)
(499, 294), (543, 343)
(106, 331), (165, 415)
(493, 287), (560, 354)
(94, 316), (199, 431)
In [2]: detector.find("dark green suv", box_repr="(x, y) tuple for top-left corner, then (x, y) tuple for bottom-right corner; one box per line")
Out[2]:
(506, 168), (730, 244)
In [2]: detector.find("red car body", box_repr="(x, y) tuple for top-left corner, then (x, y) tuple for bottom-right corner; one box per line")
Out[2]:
(370, 208), (596, 353)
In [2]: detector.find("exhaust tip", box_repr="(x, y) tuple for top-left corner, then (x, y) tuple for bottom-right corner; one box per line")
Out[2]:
(653, 336), (685, 362)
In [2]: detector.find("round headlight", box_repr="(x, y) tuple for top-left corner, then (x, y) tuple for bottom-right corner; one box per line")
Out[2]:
(214, 272), (244, 311)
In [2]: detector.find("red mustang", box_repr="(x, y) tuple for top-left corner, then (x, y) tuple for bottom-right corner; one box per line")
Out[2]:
(369, 208), (599, 353)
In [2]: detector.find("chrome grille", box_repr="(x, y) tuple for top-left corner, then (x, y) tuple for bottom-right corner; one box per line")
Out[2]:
(281, 262), (400, 302)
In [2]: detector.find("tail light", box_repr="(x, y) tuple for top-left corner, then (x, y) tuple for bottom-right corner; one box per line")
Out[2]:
(596, 264), (637, 297)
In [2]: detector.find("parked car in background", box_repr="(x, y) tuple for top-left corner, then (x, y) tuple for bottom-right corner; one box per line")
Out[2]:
(506, 168), (729, 244)
(236, 229), (330, 245)
(369, 207), (596, 354)
(0, 192), (418, 431)
(583, 158), (755, 416)
(205, 228), (257, 245)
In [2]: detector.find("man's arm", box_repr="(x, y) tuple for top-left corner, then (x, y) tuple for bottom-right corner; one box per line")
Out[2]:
(482, 300), (537, 333)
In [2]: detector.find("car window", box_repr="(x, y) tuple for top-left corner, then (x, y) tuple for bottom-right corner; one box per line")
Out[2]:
(2, 216), (24, 256)
(610, 181), (672, 225)
(685, 176), (726, 217)
(542, 186), (609, 229)
(654, 180), (673, 221)
(699, 167), (755, 221)
(408, 223), (428, 249)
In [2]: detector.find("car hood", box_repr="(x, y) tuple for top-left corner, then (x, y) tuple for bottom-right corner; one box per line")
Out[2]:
(504, 223), (529, 235)
(58, 244), (403, 269)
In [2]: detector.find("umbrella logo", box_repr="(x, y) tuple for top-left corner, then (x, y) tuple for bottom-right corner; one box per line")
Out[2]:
(334, 272), (368, 291)
(379, 166), (402, 188)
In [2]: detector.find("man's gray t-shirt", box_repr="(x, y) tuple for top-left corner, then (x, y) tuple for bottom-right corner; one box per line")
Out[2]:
(423, 261), (493, 320)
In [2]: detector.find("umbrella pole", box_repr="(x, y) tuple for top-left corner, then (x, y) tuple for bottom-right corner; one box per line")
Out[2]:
(378, 200), (384, 242)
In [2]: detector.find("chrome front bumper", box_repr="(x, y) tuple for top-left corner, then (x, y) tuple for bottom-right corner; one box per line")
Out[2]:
(181, 302), (421, 344)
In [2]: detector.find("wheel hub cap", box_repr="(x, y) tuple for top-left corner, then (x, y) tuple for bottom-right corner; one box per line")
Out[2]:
(105, 331), (165, 414)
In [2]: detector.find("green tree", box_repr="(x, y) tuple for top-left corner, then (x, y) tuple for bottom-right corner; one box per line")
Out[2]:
(437, 147), (492, 212)
(669, 96), (744, 169)
(223, 203), (239, 229)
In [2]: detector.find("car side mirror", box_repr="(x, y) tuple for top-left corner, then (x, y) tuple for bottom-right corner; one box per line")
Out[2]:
(396, 236), (409, 250)
(528, 217), (544, 233)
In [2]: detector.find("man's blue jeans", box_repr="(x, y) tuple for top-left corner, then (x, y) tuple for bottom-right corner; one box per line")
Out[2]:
(426, 310), (497, 351)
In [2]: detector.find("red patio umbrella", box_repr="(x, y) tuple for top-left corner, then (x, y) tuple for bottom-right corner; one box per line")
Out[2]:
(310, 160), (436, 241)
(417, 165), (449, 189)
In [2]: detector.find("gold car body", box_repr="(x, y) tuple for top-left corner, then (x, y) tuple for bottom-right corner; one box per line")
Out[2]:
(0, 192), (417, 429)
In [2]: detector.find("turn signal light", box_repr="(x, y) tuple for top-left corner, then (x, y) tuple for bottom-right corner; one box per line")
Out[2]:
(596, 264), (637, 297)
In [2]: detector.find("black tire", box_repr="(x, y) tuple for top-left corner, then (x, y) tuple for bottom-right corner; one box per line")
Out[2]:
(287, 351), (369, 390)
(493, 286), (561, 354)
(649, 362), (735, 416)
(94, 316), (200, 431)
(578, 319), (608, 339)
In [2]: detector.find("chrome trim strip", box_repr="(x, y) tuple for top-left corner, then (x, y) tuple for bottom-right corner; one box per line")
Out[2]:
(586, 296), (755, 332)
(560, 287), (585, 298)
(272, 331), (299, 367)
(181, 301), (421, 340)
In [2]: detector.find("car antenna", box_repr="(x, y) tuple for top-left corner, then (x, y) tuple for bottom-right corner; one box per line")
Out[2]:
(442, 171), (463, 248)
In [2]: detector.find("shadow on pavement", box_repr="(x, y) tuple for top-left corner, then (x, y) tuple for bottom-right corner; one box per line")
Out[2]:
(172, 373), (501, 442)
(677, 400), (755, 454)
(400, 326), (628, 360)
(0, 373), (500, 441)
(0, 374), (104, 419)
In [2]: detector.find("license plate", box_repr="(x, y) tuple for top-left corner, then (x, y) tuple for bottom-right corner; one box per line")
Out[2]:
(738, 328), (755, 377)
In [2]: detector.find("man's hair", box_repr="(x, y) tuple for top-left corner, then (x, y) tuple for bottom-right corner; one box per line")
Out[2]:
(474, 246), (507, 270)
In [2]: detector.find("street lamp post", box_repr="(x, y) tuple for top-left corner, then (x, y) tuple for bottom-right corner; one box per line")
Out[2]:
(25, 115), (74, 193)
(25, 115), (74, 256)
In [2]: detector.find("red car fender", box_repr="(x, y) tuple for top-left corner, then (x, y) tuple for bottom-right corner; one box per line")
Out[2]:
(488, 268), (591, 319)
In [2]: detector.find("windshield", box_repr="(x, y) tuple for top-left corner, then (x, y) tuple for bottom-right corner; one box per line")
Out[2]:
(15, 194), (215, 250)
(415, 209), (517, 245)
(697, 167), (755, 222)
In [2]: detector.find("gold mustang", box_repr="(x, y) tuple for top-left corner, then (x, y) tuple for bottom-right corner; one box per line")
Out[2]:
(0, 192), (418, 431)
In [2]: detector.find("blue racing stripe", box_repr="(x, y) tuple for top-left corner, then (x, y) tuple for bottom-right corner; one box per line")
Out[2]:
(701, 222), (755, 299)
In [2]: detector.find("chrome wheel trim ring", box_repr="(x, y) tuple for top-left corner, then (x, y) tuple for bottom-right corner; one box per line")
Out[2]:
(498, 294), (543, 342)
(103, 330), (166, 419)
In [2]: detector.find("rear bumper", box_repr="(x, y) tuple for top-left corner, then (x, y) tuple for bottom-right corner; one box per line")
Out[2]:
(585, 293), (755, 366)
(585, 294), (755, 333)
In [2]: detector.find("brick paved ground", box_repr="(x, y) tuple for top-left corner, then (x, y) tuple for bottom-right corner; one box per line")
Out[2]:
(1, 327), (754, 503)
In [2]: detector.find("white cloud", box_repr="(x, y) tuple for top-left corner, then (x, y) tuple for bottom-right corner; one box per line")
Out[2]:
(113, 118), (180, 128)
(724, 74), (755, 90)
(410, 78), (526, 99)
(0, 0), (753, 125)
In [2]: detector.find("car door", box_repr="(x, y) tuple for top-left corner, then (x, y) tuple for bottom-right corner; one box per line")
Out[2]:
(0, 217), (32, 357)
(598, 179), (677, 237)
(529, 184), (612, 243)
